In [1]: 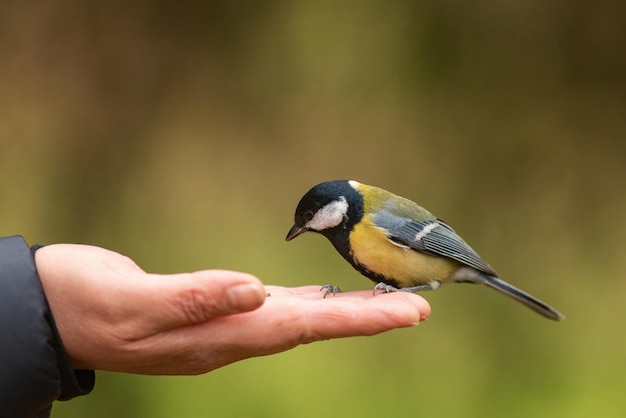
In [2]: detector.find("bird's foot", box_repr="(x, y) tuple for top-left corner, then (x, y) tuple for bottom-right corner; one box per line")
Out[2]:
(320, 284), (342, 298)
(373, 280), (441, 296)
(373, 282), (399, 295)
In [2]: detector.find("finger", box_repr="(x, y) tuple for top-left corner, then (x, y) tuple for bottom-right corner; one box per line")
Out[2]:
(266, 284), (432, 321)
(216, 288), (430, 347)
(294, 291), (432, 338)
(263, 285), (330, 299)
(138, 270), (266, 333)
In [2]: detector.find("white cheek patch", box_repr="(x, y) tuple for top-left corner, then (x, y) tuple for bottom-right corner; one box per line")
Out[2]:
(306, 197), (349, 231)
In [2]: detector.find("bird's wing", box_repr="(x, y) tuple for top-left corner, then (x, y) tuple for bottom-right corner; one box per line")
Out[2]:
(374, 210), (497, 276)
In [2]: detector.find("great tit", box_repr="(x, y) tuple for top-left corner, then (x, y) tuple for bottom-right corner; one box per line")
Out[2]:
(286, 180), (564, 321)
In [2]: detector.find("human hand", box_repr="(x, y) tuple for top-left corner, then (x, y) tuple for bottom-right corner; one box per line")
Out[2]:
(35, 244), (431, 375)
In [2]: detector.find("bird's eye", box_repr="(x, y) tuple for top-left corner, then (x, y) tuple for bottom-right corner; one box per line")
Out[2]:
(303, 210), (315, 222)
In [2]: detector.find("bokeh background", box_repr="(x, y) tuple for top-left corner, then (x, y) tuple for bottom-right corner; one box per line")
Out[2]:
(2, 1), (625, 417)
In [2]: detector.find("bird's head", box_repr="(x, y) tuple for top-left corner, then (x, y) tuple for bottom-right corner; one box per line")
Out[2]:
(286, 180), (364, 241)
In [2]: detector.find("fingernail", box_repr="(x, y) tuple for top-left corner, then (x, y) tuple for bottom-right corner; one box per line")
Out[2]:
(411, 312), (430, 326)
(226, 283), (265, 312)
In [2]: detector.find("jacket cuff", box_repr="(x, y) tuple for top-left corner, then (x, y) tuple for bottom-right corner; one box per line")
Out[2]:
(0, 236), (94, 417)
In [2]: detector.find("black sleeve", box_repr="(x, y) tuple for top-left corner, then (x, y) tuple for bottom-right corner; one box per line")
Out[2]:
(0, 236), (95, 418)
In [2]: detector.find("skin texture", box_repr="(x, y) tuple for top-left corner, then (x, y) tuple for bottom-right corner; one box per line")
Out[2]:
(35, 244), (431, 375)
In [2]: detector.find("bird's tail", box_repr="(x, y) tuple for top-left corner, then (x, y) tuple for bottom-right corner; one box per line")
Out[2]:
(482, 275), (565, 321)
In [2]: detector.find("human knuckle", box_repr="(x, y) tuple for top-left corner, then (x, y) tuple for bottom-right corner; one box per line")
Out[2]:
(177, 286), (217, 324)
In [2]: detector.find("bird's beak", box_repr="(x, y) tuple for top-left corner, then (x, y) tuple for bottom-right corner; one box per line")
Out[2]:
(285, 224), (308, 241)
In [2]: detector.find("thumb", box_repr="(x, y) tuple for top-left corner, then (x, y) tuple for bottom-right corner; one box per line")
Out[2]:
(141, 270), (266, 332)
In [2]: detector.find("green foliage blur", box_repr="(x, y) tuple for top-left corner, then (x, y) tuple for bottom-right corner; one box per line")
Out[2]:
(1, 1), (625, 417)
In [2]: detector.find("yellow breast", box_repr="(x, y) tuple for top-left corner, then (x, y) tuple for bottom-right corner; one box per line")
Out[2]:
(349, 214), (459, 286)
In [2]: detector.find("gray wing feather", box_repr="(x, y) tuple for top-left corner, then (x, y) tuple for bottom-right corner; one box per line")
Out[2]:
(374, 211), (497, 276)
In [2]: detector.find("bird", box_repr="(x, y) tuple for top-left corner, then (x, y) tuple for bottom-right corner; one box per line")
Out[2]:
(286, 180), (564, 321)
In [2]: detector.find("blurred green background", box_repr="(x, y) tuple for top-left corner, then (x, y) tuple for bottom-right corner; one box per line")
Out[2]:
(1, 1), (625, 417)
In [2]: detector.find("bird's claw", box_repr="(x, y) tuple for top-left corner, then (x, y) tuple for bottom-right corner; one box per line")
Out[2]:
(373, 282), (399, 296)
(320, 284), (342, 298)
